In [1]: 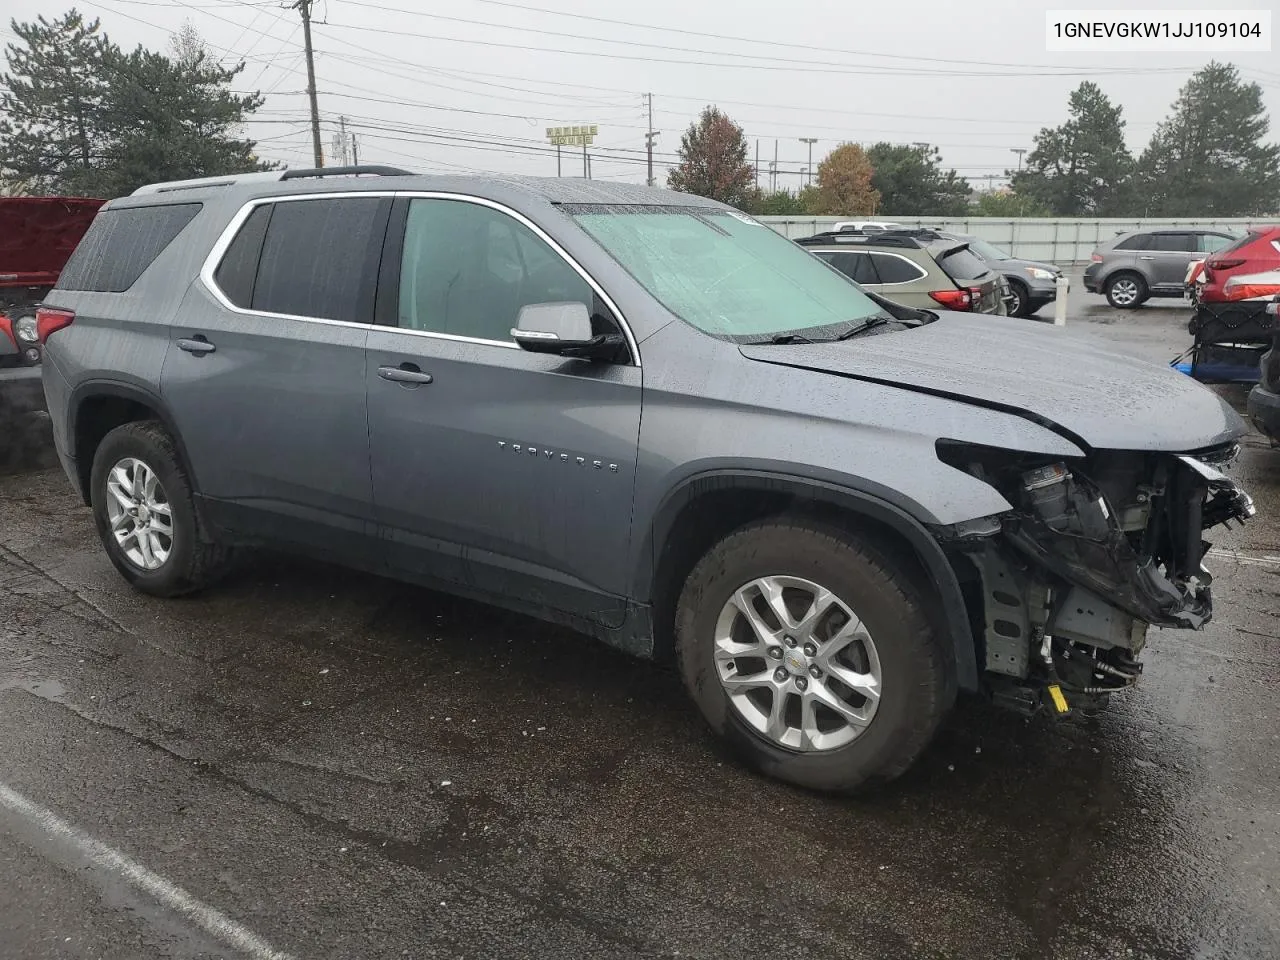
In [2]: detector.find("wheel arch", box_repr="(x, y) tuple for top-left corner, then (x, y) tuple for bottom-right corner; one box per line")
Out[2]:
(68, 380), (197, 506)
(637, 469), (979, 692)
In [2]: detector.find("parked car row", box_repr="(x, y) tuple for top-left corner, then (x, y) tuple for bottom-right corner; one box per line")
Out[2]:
(796, 226), (1063, 319)
(29, 168), (1255, 793)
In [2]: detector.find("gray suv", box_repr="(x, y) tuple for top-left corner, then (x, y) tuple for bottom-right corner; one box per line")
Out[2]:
(37, 169), (1254, 793)
(1084, 229), (1238, 308)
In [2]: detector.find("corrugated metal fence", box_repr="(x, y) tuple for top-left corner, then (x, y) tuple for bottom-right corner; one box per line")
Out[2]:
(756, 216), (1270, 264)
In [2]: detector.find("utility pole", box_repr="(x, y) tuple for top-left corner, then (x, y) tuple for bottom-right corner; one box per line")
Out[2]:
(1010, 147), (1027, 171)
(643, 93), (659, 187)
(754, 139), (759, 189)
(293, 0), (323, 167)
(556, 146), (561, 177)
(773, 140), (778, 191)
(338, 116), (348, 165)
(582, 141), (588, 179)
(799, 138), (817, 188)
(351, 134), (358, 166)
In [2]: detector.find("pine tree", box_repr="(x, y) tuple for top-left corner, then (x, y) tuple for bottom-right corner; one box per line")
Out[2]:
(866, 143), (969, 217)
(1011, 82), (1133, 216)
(0, 10), (110, 194)
(1137, 62), (1280, 217)
(94, 40), (270, 197)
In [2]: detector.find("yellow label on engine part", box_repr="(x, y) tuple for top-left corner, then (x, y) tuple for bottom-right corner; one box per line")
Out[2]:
(1048, 684), (1069, 714)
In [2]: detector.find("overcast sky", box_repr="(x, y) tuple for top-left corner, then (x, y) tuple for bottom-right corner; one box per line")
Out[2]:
(4, 0), (1278, 188)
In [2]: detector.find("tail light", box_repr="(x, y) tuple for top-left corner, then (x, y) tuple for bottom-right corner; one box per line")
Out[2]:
(35, 306), (75, 342)
(929, 289), (972, 310)
(1207, 257), (1244, 270)
(1090, 254), (1103, 263)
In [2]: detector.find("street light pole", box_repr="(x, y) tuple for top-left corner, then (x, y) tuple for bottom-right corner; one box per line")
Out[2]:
(799, 137), (817, 187)
(1011, 148), (1027, 171)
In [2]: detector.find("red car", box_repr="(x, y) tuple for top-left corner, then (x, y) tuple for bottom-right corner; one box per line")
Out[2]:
(1, 196), (105, 368)
(1199, 226), (1280, 304)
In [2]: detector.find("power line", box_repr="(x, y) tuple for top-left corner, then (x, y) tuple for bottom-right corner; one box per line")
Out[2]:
(327, 0), (1196, 79)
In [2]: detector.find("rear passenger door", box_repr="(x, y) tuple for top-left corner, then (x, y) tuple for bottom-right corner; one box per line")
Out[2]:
(815, 251), (880, 289)
(1146, 233), (1197, 289)
(364, 195), (642, 625)
(162, 194), (390, 556)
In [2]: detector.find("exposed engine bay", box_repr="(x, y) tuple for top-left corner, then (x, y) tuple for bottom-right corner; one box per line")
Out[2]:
(936, 442), (1255, 717)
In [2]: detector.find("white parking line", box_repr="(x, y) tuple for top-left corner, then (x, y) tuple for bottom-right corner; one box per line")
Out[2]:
(0, 783), (296, 960)
(1206, 548), (1280, 569)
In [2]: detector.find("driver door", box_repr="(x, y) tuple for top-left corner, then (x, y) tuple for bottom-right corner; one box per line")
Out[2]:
(365, 196), (642, 626)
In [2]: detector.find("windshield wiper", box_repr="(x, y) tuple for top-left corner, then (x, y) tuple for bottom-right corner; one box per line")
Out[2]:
(832, 314), (895, 340)
(766, 333), (816, 345)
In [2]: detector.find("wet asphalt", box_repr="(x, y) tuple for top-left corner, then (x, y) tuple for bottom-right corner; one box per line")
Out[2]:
(1, 282), (1278, 960)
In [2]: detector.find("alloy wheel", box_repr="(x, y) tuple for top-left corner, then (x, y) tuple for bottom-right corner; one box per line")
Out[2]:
(1110, 278), (1140, 306)
(104, 457), (173, 571)
(713, 575), (881, 751)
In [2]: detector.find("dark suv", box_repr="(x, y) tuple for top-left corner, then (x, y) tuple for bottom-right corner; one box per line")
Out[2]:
(37, 169), (1254, 793)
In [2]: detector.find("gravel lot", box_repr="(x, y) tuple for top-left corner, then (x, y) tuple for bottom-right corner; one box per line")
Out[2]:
(2, 285), (1278, 960)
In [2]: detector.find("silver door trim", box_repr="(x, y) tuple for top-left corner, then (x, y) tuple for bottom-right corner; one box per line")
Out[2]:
(198, 190), (641, 366)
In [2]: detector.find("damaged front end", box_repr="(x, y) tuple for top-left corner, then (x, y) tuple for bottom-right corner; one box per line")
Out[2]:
(935, 441), (1255, 717)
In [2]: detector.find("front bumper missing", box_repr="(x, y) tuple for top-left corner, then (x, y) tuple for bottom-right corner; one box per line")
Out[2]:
(1002, 456), (1252, 631)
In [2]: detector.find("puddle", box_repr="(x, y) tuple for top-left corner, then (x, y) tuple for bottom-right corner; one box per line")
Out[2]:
(0, 676), (66, 701)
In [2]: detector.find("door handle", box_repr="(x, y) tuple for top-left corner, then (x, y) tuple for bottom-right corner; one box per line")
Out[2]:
(1139, 256), (1156, 260)
(177, 336), (215, 355)
(378, 363), (433, 385)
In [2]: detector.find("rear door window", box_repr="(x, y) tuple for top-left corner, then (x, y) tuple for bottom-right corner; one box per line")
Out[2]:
(57, 203), (202, 292)
(250, 197), (387, 323)
(213, 204), (272, 309)
(933, 244), (989, 282)
(1114, 234), (1152, 251)
(1150, 233), (1195, 252)
(817, 251), (879, 285)
(870, 253), (925, 284)
(1198, 233), (1234, 254)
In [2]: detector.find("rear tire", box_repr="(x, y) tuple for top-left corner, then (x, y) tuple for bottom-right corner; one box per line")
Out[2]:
(675, 519), (952, 793)
(1105, 272), (1147, 309)
(89, 420), (231, 597)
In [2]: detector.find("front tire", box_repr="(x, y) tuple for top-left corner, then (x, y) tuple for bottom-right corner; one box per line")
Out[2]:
(675, 520), (952, 793)
(89, 421), (230, 597)
(1006, 280), (1029, 318)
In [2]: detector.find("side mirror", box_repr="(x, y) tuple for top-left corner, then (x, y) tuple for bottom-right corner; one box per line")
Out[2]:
(512, 302), (622, 360)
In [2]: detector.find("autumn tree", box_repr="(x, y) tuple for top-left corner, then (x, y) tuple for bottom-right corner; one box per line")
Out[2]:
(810, 143), (879, 216)
(667, 106), (754, 207)
(866, 142), (969, 216)
(1136, 62), (1280, 217)
(1010, 81), (1133, 216)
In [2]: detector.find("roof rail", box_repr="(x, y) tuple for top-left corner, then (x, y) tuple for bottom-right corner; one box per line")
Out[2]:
(877, 227), (948, 241)
(130, 165), (414, 196)
(131, 171), (289, 196)
(794, 231), (923, 249)
(279, 165), (413, 180)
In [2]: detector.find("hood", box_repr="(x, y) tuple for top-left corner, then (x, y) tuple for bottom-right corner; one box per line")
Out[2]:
(739, 312), (1246, 452)
(1003, 257), (1060, 275)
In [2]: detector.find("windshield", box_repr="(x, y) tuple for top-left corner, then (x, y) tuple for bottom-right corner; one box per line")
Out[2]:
(567, 204), (885, 341)
(966, 238), (1011, 262)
